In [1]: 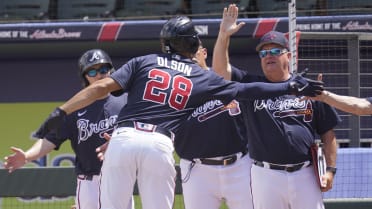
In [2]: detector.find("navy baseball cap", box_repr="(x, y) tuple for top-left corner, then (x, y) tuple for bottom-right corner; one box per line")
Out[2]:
(256, 31), (289, 51)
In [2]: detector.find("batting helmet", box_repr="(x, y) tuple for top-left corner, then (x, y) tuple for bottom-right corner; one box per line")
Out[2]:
(78, 49), (114, 87)
(160, 16), (200, 55)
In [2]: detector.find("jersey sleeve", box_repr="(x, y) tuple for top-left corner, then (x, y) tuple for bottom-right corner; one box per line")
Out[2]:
(205, 70), (290, 104)
(314, 102), (342, 135)
(43, 115), (73, 150)
(366, 97), (372, 104)
(234, 81), (290, 100)
(110, 57), (138, 96)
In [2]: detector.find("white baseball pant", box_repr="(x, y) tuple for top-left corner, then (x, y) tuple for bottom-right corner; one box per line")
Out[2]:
(180, 153), (253, 209)
(251, 163), (324, 209)
(99, 127), (176, 209)
(75, 175), (134, 209)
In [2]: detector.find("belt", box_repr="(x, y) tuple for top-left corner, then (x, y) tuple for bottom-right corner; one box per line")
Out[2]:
(117, 121), (173, 139)
(77, 174), (94, 181)
(253, 160), (311, 173)
(195, 150), (248, 166)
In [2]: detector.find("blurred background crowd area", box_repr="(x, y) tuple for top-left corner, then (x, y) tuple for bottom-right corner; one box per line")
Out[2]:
(0, 0), (372, 23)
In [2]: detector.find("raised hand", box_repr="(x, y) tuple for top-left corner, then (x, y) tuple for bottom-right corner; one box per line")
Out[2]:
(4, 147), (27, 173)
(220, 4), (245, 37)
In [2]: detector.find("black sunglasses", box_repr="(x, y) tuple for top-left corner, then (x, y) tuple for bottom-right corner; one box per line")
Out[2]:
(259, 48), (288, 58)
(85, 66), (110, 77)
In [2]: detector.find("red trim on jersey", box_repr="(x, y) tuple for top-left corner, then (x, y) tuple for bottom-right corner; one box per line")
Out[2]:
(97, 22), (123, 42)
(253, 19), (279, 38)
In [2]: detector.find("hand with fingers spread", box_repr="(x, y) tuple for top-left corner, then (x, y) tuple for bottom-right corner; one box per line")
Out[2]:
(219, 4), (245, 37)
(4, 147), (27, 173)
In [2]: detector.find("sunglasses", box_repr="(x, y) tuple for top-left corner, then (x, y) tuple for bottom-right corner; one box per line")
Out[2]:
(85, 66), (110, 77)
(258, 48), (288, 58)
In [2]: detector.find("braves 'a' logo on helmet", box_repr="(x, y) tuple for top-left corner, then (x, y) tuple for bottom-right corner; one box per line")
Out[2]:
(89, 52), (101, 63)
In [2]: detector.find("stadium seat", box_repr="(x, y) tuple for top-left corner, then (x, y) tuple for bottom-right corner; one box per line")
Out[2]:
(0, 0), (50, 20)
(327, 0), (372, 15)
(57, 0), (117, 20)
(191, 0), (250, 18)
(256, 0), (317, 17)
(115, 0), (185, 19)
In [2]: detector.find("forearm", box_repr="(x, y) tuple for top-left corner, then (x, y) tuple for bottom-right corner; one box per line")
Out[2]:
(320, 91), (372, 115)
(321, 130), (337, 168)
(60, 79), (111, 114)
(212, 31), (232, 80)
(24, 139), (55, 162)
(236, 82), (289, 100)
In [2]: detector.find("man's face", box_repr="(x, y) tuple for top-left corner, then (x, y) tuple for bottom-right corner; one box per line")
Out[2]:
(84, 63), (111, 85)
(259, 43), (291, 82)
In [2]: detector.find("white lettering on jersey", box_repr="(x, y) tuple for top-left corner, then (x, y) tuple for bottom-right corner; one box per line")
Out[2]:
(157, 57), (192, 76)
(192, 100), (241, 122)
(254, 98), (306, 112)
(77, 115), (118, 144)
(254, 98), (313, 122)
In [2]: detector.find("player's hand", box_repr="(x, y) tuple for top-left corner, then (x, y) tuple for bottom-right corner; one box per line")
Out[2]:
(32, 107), (67, 139)
(96, 133), (111, 161)
(289, 74), (324, 97)
(219, 4), (245, 37)
(320, 172), (335, 192)
(3, 147), (27, 173)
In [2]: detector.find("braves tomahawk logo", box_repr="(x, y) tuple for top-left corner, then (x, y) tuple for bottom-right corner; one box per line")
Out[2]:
(254, 98), (313, 122)
(191, 100), (241, 122)
(77, 115), (118, 144)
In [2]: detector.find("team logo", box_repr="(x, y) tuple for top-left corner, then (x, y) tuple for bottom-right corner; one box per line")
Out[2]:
(89, 52), (101, 62)
(262, 33), (277, 41)
(77, 115), (118, 144)
(193, 100), (241, 122)
(273, 101), (313, 122)
(254, 98), (314, 122)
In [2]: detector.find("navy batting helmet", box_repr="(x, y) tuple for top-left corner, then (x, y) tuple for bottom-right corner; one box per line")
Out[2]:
(160, 16), (200, 55)
(78, 49), (114, 87)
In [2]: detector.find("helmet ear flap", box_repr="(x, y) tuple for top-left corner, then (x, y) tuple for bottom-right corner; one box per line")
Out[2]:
(187, 35), (200, 54)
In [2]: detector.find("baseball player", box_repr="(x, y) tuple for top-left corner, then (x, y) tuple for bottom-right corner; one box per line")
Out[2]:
(3, 49), (133, 209)
(212, 4), (340, 209)
(176, 41), (254, 209)
(31, 16), (323, 209)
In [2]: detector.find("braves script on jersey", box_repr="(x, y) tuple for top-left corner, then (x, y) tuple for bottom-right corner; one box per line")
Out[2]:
(46, 94), (127, 175)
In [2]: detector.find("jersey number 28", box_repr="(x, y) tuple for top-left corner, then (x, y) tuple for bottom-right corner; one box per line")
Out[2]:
(144, 69), (193, 110)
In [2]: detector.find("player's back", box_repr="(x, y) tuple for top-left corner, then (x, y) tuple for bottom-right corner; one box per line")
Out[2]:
(111, 53), (237, 132)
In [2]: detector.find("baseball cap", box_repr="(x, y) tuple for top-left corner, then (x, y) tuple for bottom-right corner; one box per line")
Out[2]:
(256, 31), (289, 51)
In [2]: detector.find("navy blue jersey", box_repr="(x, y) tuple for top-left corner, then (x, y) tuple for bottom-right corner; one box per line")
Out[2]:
(175, 99), (248, 159)
(111, 53), (292, 133)
(175, 67), (261, 159)
(232, 68), (341, 164)
(46, 94), (127, 175)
